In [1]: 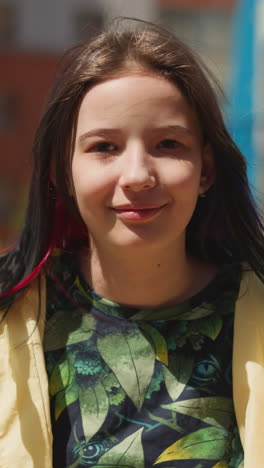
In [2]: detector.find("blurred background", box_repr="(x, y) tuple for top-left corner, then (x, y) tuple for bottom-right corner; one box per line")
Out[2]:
(0, 0), (263, 247)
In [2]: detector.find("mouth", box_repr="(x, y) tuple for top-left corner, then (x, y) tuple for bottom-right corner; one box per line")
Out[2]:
(111, 204), (166, 221)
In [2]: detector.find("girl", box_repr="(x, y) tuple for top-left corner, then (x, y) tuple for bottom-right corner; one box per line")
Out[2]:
(1, 19), (264, 468)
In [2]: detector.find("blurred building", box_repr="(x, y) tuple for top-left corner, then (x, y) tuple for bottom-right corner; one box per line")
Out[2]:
(159, 0), (236, 88)
(0, 0), (157, 52)
(0, 51), (59, 245)
(0, 0), (237, 245)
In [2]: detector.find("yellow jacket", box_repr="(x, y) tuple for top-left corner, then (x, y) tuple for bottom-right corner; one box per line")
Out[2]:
(0, 276), (52, 468)
(0, 269), (264, 467)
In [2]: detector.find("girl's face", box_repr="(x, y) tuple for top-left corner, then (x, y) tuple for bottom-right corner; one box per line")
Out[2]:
(72, 72), (214, 254)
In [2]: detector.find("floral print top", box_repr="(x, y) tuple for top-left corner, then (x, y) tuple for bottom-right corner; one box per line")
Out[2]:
(44, 251), (244, 468)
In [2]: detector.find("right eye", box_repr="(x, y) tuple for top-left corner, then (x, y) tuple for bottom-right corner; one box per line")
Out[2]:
(88, 142), (117, 153)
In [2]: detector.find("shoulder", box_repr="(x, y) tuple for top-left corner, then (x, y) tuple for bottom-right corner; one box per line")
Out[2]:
(236, 266), (264, 325)
(234, 264), (264, 367)
(233, 266), (264, 462)
(0, 275), (46, 342)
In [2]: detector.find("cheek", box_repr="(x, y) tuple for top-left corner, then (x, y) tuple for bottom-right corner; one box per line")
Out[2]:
(71, 162), (116, 218)
(72, 161), (103, 197)
(161, 161), (202, 195)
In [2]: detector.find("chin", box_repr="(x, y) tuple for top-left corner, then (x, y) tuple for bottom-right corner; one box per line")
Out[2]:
(107, 230), (169, 250)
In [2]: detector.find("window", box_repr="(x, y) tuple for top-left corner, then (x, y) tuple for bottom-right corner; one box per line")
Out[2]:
(159, 7), (232, 88)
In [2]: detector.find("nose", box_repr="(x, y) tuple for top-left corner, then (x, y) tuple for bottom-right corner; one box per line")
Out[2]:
(119, 144), (157, 192)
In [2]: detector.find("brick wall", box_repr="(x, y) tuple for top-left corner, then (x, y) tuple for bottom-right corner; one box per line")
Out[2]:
(0, 53), (59, 245)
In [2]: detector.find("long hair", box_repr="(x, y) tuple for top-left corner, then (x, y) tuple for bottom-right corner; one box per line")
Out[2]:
(1, 18), (264, 307)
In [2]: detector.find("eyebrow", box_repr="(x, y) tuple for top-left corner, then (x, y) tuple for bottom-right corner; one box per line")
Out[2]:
(79, 128), (121, 143)
(78, 124), (196, 143)
(159, 125), (196, 138)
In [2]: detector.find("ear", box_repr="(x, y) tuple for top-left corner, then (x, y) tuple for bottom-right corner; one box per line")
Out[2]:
(199, 143), (215, 196)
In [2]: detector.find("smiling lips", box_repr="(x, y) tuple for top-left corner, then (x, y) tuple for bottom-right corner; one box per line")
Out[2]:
(112, 204), (166, 221)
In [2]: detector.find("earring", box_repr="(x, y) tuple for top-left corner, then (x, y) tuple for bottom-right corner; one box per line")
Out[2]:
(199, 190), (207, 198)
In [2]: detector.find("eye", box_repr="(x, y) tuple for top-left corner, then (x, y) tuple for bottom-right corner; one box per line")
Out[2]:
(87, 141), (117, 153)
(191, 355), (221, 384)
(73, 439), (110, 461)
(194, 361), (217, 378)
(157, 139), (182, 150)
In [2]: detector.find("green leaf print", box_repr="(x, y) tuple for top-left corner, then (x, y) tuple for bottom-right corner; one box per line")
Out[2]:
(162, 397), (234, 429)
(154, 427), (229, 464)
(237, 462), (244, 468)
(163, 354), (193, 401)
(79, 381), (109, 443)
(103, 372), (126, 406)
(193, 314), (223, 341)
(44, 309), (96, 351)
(97, 427), (144, 467)
(49, 353), (74, 396)
(97, 330), (155, 409)
(55, 381), (79, 420)
(140, 322), (169, 365)
(49, 351), (79, 420)
(131, 302), (215, 321)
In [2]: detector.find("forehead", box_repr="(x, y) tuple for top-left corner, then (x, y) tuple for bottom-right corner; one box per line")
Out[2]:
(75, 72), (201, 137)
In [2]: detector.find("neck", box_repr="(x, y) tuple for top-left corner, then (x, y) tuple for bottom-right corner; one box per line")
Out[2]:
(79, 242), (216, 308)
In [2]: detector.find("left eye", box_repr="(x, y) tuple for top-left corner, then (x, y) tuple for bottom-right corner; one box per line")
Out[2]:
(157, 139), (181, 150)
